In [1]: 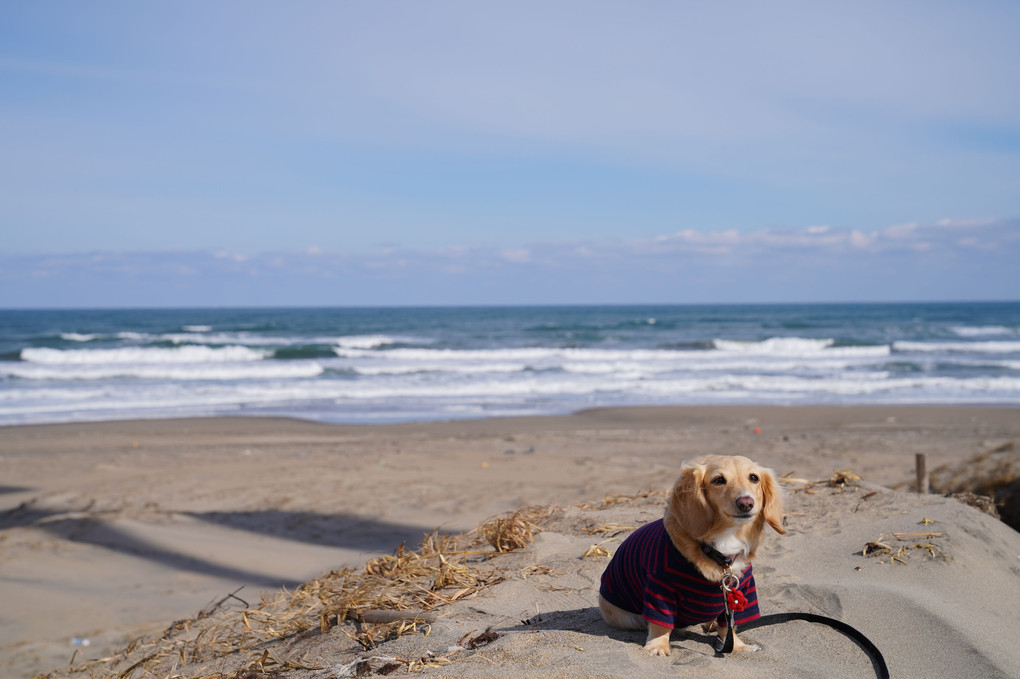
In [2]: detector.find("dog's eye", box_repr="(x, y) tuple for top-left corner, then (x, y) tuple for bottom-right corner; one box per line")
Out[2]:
(749, 473), (760, 484)
(711, 476), (726, 486)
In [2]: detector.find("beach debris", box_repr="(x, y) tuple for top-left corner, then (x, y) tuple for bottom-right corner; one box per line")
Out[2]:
(477, 506), (554, 553)
(829, 470), (862, 488)
(462, 626), (500, 649)
(949, 492), (1000, 518)
(778, 472), (811, 489)
(863, 540), (894, 558)
(901, 440), (1020, 530)
(789, 470), (863, 494)
(582, 487), (667, 510)
(582, 542), (611, 560)
(854, 491), (879, 512)
(50, 522), (507, 679)
(327, 656), (405, 677)
(583, 522), (636, 536)
(862, 531), (950, 564)
(224, 649), (324, 676)
(326, 644), (496, 678)
(520, 565), (558, 579)
(341, 618), (429, 651)
(63, 512), (550, 677)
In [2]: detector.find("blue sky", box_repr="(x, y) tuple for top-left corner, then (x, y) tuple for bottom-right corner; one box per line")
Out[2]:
(1, 1), (1018, 307)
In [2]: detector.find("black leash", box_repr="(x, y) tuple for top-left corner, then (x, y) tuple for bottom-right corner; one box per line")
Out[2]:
(708, 554), (889, 679)
(698, 545), (889, 678)
(717, 607), (890, 679)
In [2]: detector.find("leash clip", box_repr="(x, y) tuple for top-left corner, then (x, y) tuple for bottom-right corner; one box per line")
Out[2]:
(718, 567), (739, 656)
(720, 569), (740, 594)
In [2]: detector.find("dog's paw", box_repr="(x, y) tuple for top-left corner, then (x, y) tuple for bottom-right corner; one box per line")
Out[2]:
(642, 639), (671, 656)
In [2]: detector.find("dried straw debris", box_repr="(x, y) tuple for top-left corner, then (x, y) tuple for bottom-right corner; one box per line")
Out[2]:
(41, 511), (534, 679)
(476, 505), (556, 553)
(519, 565), (558, 579)
(582, 522), (636, 537)
(862, 530), (950, 564)
(580, 488), (667, 510)
(792, 469), (864, 494)
(949, 491), (1000, 518)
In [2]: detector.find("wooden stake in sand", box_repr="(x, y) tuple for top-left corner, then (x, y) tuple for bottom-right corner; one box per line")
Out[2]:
(916, 453), (929, 494)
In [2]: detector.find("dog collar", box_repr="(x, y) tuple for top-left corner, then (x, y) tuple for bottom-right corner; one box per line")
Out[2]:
(700, 542), (739, 568)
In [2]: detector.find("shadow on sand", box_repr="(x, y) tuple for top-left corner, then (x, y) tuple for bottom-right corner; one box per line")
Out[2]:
(0, 501), (443, 590)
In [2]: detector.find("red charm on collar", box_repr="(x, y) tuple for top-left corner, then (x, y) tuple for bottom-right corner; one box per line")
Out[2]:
(726, 589), (748, 612)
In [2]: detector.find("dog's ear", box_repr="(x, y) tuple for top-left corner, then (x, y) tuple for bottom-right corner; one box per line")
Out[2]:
(669, 461), (713, 539)
(759, 467), (786, 535)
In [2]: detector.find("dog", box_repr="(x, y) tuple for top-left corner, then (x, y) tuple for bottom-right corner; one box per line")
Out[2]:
(599, 454), (784, 656)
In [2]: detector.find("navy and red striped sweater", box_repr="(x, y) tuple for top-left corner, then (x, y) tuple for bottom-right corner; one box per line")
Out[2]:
(599, 518), (760, 629)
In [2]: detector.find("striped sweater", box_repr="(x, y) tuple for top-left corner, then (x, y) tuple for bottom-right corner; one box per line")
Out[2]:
(599, 518), (760, 629)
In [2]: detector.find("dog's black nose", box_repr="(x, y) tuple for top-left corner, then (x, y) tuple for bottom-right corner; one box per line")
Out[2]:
(736, 495), (755, 513)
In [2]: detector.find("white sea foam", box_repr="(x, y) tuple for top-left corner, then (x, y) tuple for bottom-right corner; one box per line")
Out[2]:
(332, 343), (890, 383)
(2, 362), (324, 381)
(0, 386), (109, 402)
(713, 337), (834, 354)
(894, 341), (1020, 354)
(60, 333), (101, 342)
(21, 345), (268, 364)
(336, 334), (420, 350)
(160, 332), (306, 346)
(950, 325), (1014, 337)
(352, 362), (528, 376)
(712, 337), (890, 357)
(335, 346), (563, 360)
(182, 325), (213, 332)
(339, 346), (698, 364)
(315, 371), (1020, 402)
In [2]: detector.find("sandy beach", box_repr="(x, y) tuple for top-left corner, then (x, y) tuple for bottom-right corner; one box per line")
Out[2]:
(2, 405), (1019, 678)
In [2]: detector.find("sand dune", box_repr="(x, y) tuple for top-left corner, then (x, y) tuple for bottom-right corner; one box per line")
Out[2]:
(2, 406), (1018, 678)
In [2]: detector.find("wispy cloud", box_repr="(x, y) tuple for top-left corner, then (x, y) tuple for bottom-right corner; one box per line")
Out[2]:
(642, 218), (1014, 257)
(2, 219), (1016, 307)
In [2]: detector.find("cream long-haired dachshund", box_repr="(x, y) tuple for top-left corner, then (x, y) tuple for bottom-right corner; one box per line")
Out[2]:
(599, 454), (785, 656)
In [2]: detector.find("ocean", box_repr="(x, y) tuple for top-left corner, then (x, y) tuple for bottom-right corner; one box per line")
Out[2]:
(1, 303), (1018, 426)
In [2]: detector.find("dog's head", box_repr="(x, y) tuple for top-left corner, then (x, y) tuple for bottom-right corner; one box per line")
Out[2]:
(667, 454), (785, 542)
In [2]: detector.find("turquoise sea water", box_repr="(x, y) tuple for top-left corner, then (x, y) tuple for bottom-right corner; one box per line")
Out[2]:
(1, 302), (1018, 425)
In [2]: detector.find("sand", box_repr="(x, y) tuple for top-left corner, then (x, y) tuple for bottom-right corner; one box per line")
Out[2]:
(1, 405), (1018, 678)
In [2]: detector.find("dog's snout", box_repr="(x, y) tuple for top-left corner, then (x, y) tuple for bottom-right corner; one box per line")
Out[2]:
(736, 495), (755, 513)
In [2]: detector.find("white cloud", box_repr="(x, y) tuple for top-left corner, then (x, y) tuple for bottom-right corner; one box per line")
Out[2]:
(882, 222), (919, 239)
(1, 218), (1016, 307)
(936, 217), (997, 229)
(646, 220), (986, 257)
(501, 248), (531, 264)
(215, 252), (248, 263)
(849, 230), (876, 250)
